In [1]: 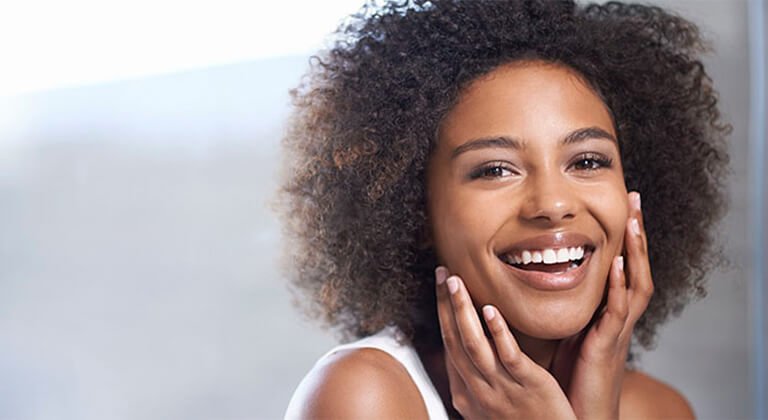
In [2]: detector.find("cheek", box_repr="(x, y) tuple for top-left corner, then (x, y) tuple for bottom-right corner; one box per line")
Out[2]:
(594, 194), (629, 254)
(429, 191), (503, 265)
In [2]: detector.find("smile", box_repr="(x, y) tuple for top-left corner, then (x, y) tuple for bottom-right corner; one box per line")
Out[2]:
(501, 246), (586, 268)
(495, 232), (597, 291)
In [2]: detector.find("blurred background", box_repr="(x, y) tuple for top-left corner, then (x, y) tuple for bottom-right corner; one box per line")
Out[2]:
(0, 0), (764, 419)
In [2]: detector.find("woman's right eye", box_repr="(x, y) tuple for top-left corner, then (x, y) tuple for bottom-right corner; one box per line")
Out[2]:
(469, 162), (515, 180)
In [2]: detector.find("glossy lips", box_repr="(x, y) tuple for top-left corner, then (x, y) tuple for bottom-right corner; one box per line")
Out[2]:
(496, 232), (596, 291)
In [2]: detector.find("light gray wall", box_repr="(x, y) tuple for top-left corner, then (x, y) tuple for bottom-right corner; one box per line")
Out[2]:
(0, 1), (755, 419)
(636, 1), (753, 419)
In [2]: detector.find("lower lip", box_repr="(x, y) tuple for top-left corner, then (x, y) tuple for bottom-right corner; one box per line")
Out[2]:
(500, 251), (593, 291)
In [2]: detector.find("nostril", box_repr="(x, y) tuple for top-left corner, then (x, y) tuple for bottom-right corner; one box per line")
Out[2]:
(527, 211), (576, 223)
(519, 194), (577, 222)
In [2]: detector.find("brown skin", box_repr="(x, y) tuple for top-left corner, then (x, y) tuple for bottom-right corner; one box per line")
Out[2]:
(294, 62), (695, 419)
(429, 61), (635, 419)
(291, 348), (428, 419)
(296, 351), (693, 419)
(427, 61), (628, 349)
(281, 0), (731, 361)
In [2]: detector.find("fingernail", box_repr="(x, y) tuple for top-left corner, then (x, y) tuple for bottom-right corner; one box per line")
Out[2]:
(632, 192), (642, 210)
(616, 256), (624, 271)
(482, 305), (496, 321)
(631, 218), (641, 236)
(435, 266), (447, 285)
(446, 276), (459, 294)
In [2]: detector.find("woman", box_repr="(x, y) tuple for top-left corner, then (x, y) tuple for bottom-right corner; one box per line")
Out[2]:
(279, 0), (730, 418)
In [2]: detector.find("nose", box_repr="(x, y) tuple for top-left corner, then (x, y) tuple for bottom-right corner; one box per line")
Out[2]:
(518, 173), (577, 224)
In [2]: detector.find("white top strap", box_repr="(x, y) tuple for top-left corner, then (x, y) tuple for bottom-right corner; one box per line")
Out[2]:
(286, 326), (449, 419)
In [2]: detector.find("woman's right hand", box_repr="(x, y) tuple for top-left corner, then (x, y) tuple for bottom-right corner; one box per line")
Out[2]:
(435, 266), (577, 420)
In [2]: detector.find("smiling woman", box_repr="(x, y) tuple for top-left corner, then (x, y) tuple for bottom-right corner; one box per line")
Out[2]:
(428, 62), (629, 345)
(278, 0), (730, 418)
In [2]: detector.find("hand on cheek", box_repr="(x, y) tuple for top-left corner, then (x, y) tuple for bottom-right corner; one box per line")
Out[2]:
(551, 191), (654, 420)
(435, 267), (577, 419)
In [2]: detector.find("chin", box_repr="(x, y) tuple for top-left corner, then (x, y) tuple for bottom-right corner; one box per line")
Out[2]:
(507, 303), (599, 340)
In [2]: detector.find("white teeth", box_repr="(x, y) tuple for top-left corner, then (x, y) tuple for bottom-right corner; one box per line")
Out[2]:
(505, 245), (587, 266)
(522, 250), (532, 264)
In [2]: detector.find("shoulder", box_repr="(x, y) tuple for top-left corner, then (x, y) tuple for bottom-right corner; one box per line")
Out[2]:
(285, 347), (428, 420)
(620, 370), (695, 419)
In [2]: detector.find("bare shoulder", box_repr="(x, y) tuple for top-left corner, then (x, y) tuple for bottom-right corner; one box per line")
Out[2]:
(285, 347), (428, 420)
(620, 369), (696, 420)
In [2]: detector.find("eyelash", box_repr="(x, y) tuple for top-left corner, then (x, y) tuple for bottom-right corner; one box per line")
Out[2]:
(572, 153), (614, 171)
(468, 161), (515, 180)
(468, 153), (613, 180)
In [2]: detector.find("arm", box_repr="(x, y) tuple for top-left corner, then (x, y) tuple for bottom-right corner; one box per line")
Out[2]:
(619, 370), (695, 420)
(285, 348), (428, 420)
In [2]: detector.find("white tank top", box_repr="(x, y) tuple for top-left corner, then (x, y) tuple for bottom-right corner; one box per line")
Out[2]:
(285, 326), (449, 419)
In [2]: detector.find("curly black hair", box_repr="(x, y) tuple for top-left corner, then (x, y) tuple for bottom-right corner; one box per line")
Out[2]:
(278, 0), (730, 352)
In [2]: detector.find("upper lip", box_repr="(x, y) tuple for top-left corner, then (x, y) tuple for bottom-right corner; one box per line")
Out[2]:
(495, 231), (596, 256)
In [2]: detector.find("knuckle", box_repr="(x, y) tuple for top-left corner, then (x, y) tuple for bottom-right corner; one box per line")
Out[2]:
(616, 301), (630, 317)
(640, 283), (655, 298)
(476, 394), (495, 412)
(500, 351), (521, 370)
(605, 310), (625, 326)
(488, 320), (505, 335)
(452, 395), (468, 414)
(463, 337), (482, 357)
(617, 307), (630, 321)
(452, 293), (469, 310)
(619, 307), (630, 321)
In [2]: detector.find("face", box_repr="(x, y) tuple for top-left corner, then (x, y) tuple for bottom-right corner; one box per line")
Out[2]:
(427, 61), (629, 340)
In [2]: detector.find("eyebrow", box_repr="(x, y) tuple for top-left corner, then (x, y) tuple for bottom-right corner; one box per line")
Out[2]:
(450, 126), (617, 159)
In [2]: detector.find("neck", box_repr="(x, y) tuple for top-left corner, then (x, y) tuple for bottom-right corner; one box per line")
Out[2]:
(513, 330), (560, 369)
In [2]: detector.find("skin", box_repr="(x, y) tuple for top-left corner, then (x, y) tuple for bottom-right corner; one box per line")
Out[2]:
(427, 60), (629, 351)
(290, 61), (695, 419)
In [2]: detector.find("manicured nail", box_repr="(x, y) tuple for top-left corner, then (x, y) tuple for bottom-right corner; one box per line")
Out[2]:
(631, 218), (641, 236)
(435, 266), (447, 285)
(482, 305), (496, 321)
(616, 256), (624, 271)
(631, 192), (642, 210)
(446, 276), (459, 294)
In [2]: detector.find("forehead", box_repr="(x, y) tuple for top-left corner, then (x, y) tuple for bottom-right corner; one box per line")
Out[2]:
(438, 61), (616, 148)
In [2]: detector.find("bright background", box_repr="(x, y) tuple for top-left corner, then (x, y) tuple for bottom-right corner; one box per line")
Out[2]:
(0, 0), (362, 96)
(0, 1), (762, 419)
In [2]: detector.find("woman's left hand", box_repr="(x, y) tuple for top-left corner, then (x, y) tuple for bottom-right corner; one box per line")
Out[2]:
(550, 191), (654, 420)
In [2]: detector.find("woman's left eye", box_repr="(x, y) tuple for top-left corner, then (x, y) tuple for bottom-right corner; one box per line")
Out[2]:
(571, 153), (613, 171)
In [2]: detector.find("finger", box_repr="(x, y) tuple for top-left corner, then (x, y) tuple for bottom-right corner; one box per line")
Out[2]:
(445, 353), (467, 393)
(435, 267), (490, 387)
(593, 256), (629, 341)
(481, 304), (535, 385)
(625, 192), (654, 321)
(447, 275), (498, 379)
(444, 353), (471, 414)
